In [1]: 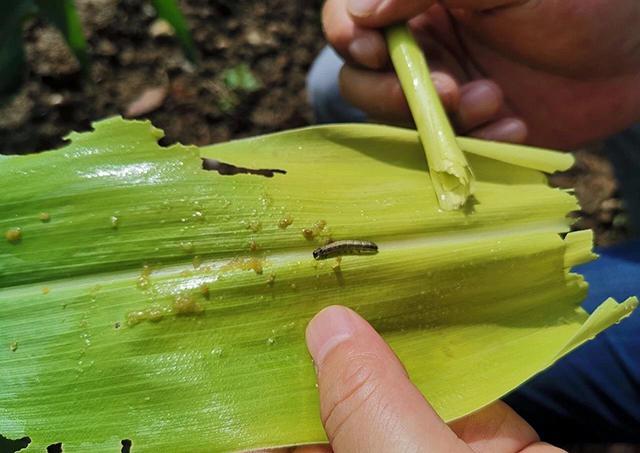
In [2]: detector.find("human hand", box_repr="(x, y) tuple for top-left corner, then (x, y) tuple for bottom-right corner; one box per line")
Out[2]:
(323, 0), (640, 149)
(283, 305), (563, 453)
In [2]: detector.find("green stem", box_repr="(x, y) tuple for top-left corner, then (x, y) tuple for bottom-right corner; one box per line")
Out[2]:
(386, 24), (474, 210)
(151, 0), (198, 63)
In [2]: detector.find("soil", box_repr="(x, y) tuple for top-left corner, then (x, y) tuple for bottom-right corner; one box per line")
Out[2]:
(551, 149), (631, 246)
(0, 0), (324, 152)
(0, 0), (631, 246)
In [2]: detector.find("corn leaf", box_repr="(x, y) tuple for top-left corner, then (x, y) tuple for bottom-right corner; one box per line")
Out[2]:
(0, 117), (636, 452)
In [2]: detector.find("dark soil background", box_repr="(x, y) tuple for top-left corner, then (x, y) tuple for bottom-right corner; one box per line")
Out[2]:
(0, 0), (324, 151)
(0, 0), (632, 246)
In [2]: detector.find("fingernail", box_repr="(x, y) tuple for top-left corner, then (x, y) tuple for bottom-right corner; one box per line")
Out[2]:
(348, 36), (382, 68)
(306, 306), (357, 366)
(348, 0), (381, 18)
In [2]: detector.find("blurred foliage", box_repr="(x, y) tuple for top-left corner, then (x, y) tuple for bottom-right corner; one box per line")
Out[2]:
(151, 0), (198, 63)
(222, 63), (262, 92)
(0, 0), (37, 101)
(217, 63), (262, 113)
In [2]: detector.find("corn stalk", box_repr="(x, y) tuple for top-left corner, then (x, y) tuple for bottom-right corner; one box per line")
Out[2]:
(386, 24), (474, 210)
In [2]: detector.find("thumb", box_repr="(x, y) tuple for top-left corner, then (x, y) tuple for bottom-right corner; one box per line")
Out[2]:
(305, 305), (469, 452)
(347, 0), (435, 27)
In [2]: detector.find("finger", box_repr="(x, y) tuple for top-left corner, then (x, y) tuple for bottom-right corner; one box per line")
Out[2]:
(449, 401), (540, 452)
(347, 0), (436, 27)
(292, 445), (333, 453)
(455, 80), (503, 132)
(339, 65), (459, 122)
(252, 445), (332, 453)
(469, 117), (528, 144)
(249, 449), (292, 453)
(306, 305), (469, 452)
(409, 9), (471, 84)
(521, 443), (567, 452)
(323, 0), (388, 69)
(444, 0), (528, 12)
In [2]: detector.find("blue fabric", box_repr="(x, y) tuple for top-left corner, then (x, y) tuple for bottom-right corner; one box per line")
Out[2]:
(306, 46), (366, 124)
(307, 46), (640, 441)
(505, 241), (640, 442)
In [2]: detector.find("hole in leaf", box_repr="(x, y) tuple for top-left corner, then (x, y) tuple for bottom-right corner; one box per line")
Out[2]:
(201, 158), (286, 178)
(121, 439), (132, 453)
(46, 442), (63, 452)
(0, 434), (31, 452)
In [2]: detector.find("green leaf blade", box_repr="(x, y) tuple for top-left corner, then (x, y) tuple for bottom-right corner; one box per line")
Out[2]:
(1, 118), (635, 451)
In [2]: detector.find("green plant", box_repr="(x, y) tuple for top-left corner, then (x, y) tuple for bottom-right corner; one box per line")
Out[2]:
(151, 0), (198, 63)
(215, 63), (263, 113)
(222, 63), (261, 92)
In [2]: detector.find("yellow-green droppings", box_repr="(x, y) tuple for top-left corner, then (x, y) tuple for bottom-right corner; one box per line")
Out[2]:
(221, 257), (265, 275)
(277, 215), (293, 229)
(181, 241), (195, 253)
(9, 341), (18, 352)
(39, 212), (51, 222)
(246, 221), (262, 233)
(172, 296), (204, 315)
(137, 265), (152, 290)
(301, 220), (327, 241)
(127, 305), (169, 326)
(5, 228), (22, 243)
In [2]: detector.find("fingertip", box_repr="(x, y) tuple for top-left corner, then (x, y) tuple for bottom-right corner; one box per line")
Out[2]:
(322, 0), (357, 60)
(347, 0), (380, 19)
(348, 0), (434, 27)
(307, 304), (460, 451)
(457, 79), (503, 131)
(339, 66), (411, 122)
(305, 305), (358, 366)
(322, 0), (388, 69)
(470, 118), (528, 144)
(431, 71), (460, 112)
(291, 445), (333, 453)
(347, 31), (388, 69)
